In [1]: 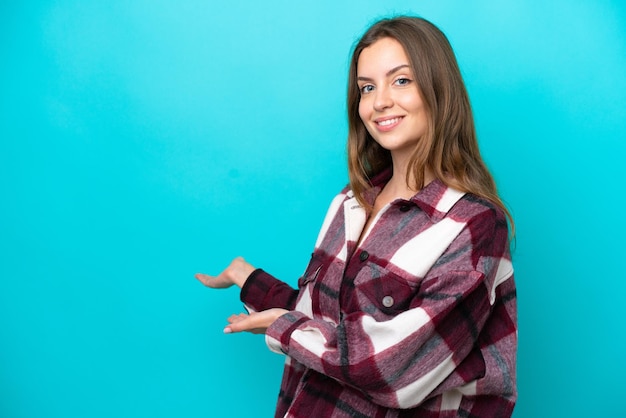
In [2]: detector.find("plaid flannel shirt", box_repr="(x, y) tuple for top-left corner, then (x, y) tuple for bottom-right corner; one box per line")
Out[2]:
(240, 172), (517, 417)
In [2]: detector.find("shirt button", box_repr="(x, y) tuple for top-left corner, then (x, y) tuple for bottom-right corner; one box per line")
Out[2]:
(359, 251), (369, 261)
(399, 204), (411, 212)
(382, 296), (394, 308)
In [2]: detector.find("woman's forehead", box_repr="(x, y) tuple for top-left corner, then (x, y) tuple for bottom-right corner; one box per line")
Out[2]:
(357, 38), (410, 75)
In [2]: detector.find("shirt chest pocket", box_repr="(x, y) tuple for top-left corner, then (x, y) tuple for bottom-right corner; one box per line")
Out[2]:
(352, 263), (420, 318)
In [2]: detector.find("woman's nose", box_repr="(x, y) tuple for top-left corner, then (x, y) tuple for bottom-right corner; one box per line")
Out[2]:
(373, 87), (393, 111)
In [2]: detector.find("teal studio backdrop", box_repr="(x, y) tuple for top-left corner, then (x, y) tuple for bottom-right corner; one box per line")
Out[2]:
(1, 1), (625, 417)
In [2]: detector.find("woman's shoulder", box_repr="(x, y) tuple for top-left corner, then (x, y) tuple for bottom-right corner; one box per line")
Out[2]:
(450, 192), (507, 225)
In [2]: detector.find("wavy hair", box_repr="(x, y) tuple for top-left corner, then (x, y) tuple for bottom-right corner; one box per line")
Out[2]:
(347, 16), (514, 234)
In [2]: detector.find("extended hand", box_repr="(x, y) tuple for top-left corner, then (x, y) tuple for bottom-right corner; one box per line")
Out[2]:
(195, 257), (256, 289)
(224, 308), (289, 334)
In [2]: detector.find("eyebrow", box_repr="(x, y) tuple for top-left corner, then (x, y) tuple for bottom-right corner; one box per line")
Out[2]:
(357, 64), (411, 82)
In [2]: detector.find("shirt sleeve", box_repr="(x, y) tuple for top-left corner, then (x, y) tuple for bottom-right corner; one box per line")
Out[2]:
(240, 269), (299, 312)
(264, 207), (514, 409)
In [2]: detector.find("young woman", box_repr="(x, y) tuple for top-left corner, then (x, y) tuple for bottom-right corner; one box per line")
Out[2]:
(196, 16), (517, 418)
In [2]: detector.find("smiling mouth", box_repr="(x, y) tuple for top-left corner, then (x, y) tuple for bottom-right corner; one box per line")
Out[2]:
(376, 117), (403, 127)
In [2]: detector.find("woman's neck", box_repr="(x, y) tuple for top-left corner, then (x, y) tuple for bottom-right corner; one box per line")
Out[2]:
(386, 157), (435, 200)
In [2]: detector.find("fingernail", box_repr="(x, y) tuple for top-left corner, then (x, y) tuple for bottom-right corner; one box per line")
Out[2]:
(223, 327), (232, 334)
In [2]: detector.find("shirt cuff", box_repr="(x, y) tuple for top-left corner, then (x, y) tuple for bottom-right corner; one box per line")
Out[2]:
(240, 268), (262, 299)
(265, 311), (310, 355)
(239, 268), (273, 309)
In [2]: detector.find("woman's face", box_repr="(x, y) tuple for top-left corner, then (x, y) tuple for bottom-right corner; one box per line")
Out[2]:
(357, 37), (428, 161)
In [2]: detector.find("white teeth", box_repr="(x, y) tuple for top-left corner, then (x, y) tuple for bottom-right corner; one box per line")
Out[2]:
(378, 117), (400, 126)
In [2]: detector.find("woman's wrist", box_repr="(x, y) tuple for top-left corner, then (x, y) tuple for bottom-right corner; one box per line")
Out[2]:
(229, 257), (256, 288)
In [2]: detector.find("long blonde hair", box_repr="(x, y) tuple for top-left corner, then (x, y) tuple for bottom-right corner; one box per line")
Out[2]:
(347, 16), (514, 235)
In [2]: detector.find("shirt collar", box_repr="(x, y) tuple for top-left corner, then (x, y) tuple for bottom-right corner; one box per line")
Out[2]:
(410, 179), (466, 222)
(364, 168), (466, 222)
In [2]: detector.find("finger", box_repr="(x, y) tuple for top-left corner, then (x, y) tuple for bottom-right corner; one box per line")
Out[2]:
(224, 314), (263, 334)
(196, 271), (234, 289)
(194, 273), (213, 285)
(227, 313), (248, 324)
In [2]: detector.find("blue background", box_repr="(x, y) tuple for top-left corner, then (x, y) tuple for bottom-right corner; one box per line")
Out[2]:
(1, 1), (625, 417)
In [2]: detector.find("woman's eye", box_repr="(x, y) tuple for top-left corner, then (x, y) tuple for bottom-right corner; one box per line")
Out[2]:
(360, 85), (374, 94)
(395, 78), (411, 86)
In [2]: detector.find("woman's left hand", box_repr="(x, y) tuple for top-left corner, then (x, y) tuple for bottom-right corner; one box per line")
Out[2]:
(224, 308), (289, 334)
